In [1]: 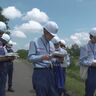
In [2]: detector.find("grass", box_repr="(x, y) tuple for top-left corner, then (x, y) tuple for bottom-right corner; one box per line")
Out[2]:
(66, 75), (85, 96)
(65, 57), (85, 96)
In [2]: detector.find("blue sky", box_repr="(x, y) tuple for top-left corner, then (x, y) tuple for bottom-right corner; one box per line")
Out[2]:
(0, 0), (96, 50)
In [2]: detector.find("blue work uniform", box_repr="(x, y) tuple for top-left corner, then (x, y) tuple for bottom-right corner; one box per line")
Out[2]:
(52, 47), (70, 96)
(28, 35), (59, 96)
(60, 47), (70, 95)
(80, 41), (96, 96)
(6, 47), (14, 89)
(0, 42), (7, 96)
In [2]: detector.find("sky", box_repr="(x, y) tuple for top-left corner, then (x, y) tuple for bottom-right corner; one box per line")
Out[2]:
(0, 0), (96, 50)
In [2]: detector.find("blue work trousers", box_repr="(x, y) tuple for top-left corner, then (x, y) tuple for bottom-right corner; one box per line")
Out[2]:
(0, 63), (7, 96)
(85, 67), (96, 96)
(7, 62), (13, 88)
(32, 68), (59, 96)
(53, 65), (66, 96)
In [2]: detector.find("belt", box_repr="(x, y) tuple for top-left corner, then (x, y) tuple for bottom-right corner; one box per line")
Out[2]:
(34, 66), (53, 70)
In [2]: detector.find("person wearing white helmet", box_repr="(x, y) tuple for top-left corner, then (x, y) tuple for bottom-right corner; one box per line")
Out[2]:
(28, 21), (59, 96)
(1, 33), (10, 44)
(6, 40), (15, 92)
(80, 29), (96, 96)
(59, 39), (70, 96)
(60, 40), (66, 48)
(0, 33), (11, 96)
(51, 36), (65, 96)
(51, 36), (70, 96)
(0, 21), (7, 37)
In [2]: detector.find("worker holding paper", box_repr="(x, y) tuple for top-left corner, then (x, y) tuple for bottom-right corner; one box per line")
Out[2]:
(6, 40), (15, 92)
(80, 29), (96, 96)
(0, 32), (11, 96)
(51, 36), (68, 96)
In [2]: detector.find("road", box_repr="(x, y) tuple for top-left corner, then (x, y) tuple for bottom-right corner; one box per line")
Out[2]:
(6, 59), (36, 96)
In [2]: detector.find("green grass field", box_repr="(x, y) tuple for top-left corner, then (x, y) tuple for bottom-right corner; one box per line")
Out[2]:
(66, 74), (85, 96)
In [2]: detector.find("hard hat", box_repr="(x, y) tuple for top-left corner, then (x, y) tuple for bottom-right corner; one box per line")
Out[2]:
(44, 21), (58, 36)
(0, 21), (6, 33)
(51, 36), (60, 44)
(8, 40), (13, 45)
(89, 29), (96, 37)
(60, 39), (66, 45)
(6, 40), (13, 47)
(1, 33), (10, 42)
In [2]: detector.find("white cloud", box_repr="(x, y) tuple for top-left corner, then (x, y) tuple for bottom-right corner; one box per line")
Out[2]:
(24, 43), (29, 50)
(92, 27), (96, 30)
(9, 40), (17, 45)
(23, 8), (49, 24)
(2, 6), (22, 19)
(11, 30), (27, 38)
(15, 20), (43, 33)
(70, 32), (89, 46)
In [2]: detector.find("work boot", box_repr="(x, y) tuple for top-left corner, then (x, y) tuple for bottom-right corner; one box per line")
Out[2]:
(7, 87), (14, 92)
(64, 92), (70, 96)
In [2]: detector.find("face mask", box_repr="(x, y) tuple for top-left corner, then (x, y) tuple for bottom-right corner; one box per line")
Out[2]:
(0, 38), (7, 46)
(55, 47), (60, 51)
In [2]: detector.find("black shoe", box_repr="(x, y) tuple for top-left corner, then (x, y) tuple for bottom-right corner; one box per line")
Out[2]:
(7, 88), (15, 92)
(64, 92), (70, 96)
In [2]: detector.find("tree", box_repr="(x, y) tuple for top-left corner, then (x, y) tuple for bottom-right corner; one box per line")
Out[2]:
(67, 44), (80, 68)
(67, 44), (80, 58)
(17, 49), (28, 59)
(0, 7), (9, 29)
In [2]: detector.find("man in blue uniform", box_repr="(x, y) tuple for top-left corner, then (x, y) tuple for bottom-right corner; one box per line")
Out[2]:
(6, 41), (14, 92)
(60, 39), (70, 96)
(52, 37), (70, 96)
(28, 21), (59, 96)
(0, 33), (11, 96)
(80, 29), (96, 96)
(0, 21), (7, 96)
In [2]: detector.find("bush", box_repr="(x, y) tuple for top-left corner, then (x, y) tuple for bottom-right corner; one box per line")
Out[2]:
(17, 49), (28, 59)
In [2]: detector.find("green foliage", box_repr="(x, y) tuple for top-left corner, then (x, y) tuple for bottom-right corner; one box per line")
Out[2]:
(67, 44), (80, 70)
(66, 76), (85, 96)
(6, 30), (11, 35)
(17, 49), (28, 59)
(66, 44), (85, 95)
(67, 44), (80, 58)
(0, 7), (9, 28)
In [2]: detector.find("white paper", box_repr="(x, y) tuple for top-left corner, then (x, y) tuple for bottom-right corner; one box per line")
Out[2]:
(93, 60), (96, 63)
(5, 52), (19, 57)
(51, 51), (65, 57)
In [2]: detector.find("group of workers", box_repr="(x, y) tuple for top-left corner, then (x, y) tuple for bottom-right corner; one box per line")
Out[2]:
(0, 21), (14, 96)
(0, 20), (96, 96)
(28, 21), (70, 96)
(28, 21), (96, 96)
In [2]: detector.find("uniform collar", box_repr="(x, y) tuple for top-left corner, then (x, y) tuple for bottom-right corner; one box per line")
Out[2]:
(42, 35), (49, 44)
(89, 41), (95, 46)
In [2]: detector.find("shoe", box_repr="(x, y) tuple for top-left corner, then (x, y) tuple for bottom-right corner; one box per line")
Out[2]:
(64, 93), (70, 96)
(7, 88), (15, 92)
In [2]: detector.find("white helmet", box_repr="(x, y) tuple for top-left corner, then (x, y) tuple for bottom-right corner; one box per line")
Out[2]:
(89, 29), (96, 37)
(60, 39), (66, 45)
(51, 36), (60, 44)
(8, 40), (13, 45)
(44, 21), (58, 36)
(0, 21), (6, 33)
(1, 33), (10, 42)
(6, 40), (13, 47)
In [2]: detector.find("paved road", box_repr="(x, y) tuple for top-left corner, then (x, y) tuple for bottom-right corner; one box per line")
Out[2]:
(6, 59), (36, 96)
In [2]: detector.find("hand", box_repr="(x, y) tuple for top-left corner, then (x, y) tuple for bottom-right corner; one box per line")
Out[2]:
(41, 55), (50, 60)
(6, 56), (15, 61)
(58, 57), (64, 63)
(91, 62), (96, 67)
